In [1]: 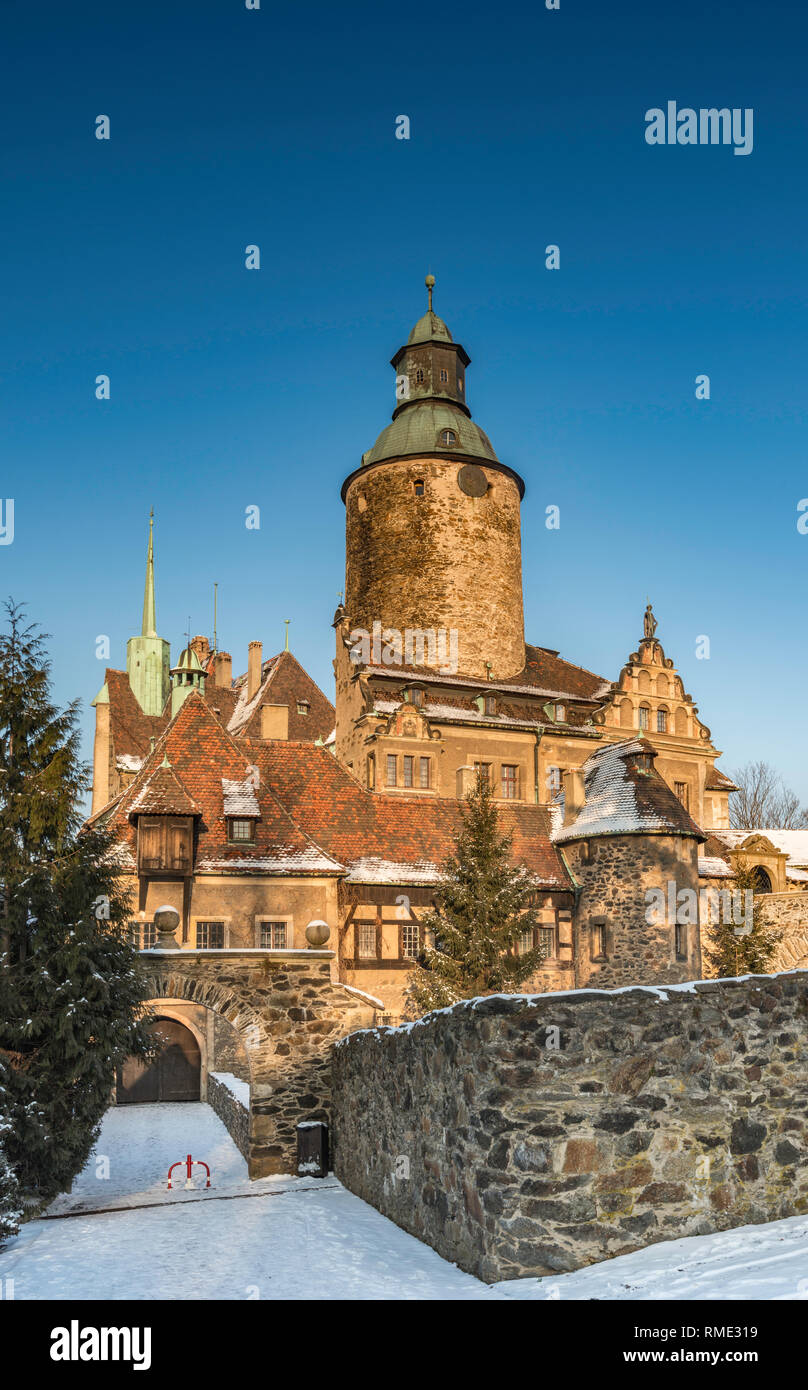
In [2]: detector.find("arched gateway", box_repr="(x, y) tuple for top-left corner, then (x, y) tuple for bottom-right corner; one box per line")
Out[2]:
(139, 946), (377, 1176)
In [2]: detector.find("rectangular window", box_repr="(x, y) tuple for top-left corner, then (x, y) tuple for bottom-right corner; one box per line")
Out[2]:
(357, 923), (377, 959)
(386, 754), (397, 786)
(128, 922), (156, 950)
(403, 755), (414, 788)
(196, 921), (225, 949)
(439, 368), (449, 383)
(485, 696), (497, 716)
(401, 922), (420, 959)
(657, 709), (668, 733)
(297, 700), (309, 716)
(638, 706), (649, 730)
(501, 764), (518, 799)
(547, 765), (561, 794)
(675, 781), (689, 809)
(518, 926), (534, 955)
(675, 922), (687, 960)
(367, 755), (375, 789)
(419, 757), (430, 789)
(555, 703), (565, 722)
(259, 921), (287, 949)
(229, 818), (255, 842)
(473, 762), (491, 786)
(591, 920), (606, 960)
(538, 926), (556, 958)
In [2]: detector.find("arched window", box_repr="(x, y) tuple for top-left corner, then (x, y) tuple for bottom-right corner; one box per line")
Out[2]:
(413, 479), (425, 497)
(752, 866), (772, 893)
(439, 428), (457, 447)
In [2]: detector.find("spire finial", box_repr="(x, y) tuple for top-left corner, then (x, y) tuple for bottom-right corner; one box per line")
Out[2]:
(425, 273), (435, 312)
(141, 509), (157, 638)
(284, 618), (290, 652)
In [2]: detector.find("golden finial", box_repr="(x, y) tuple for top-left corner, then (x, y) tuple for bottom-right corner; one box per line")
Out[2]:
(425, 273), (435, 311)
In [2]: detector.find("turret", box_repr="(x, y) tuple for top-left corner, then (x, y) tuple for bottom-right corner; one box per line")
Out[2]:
(170, 643), (206, 719)
(126, 511), (170, 716)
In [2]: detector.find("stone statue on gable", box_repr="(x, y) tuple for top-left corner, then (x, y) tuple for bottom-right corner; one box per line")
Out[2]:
(643, 603), (658, 640)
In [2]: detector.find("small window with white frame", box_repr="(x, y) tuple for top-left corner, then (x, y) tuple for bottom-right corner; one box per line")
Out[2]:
(228, 817), (255, 843)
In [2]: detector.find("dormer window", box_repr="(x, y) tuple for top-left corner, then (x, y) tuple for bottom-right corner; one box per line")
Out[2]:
(228, 818), (256, 843)
(634, 753), (654, 774)
(408, 687), (424, 707)
(439, 429), (457, 447)
(555, 703), (566, 722)
(485, 695), (496, 715)
(297, 700), (310, 716)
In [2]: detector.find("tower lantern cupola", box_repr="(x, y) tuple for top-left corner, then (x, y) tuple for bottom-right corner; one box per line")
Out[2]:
(170, 642), (206, 718)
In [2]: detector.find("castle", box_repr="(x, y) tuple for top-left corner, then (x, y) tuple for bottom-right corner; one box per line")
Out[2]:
(89, 280), (808, 1098)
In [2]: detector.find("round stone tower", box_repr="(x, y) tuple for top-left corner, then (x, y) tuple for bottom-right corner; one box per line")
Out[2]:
(340, 278), (526, 682)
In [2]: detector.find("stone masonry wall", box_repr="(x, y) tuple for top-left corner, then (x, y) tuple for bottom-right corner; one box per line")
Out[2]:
(764, 894), (808, 973)
(565, 833), (703, 988)
(207, 1072), (250, 1158)
(332, 972), (808, 1283)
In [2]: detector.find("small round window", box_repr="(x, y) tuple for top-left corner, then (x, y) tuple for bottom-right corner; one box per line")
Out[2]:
(439, 429), (457, 447)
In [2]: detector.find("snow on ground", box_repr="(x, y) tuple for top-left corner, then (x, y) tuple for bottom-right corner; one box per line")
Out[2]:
(498, 1215), (808, 1301)
(3, 1104), (808, 1300)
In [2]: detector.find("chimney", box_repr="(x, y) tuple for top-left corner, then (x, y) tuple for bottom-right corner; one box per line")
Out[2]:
(562, 768), (586, 826)
(190, 634), (210, 667)
(247, 641), (262, 701)
(260, 703), (289, 740)
(213, 650), (232, 688)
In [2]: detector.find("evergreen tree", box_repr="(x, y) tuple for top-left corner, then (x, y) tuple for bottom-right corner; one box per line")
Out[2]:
(0, 1064), (21, 1247)
(0, 602), (153, 1204)
(406, 771), (547, 1016)
(702, 858), (784, 977)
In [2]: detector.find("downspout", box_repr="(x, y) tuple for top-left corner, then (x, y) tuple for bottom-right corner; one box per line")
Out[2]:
(533, 728), (542, 804)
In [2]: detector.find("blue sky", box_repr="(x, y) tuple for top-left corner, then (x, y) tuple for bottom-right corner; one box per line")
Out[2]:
(2, 0), (806, 797)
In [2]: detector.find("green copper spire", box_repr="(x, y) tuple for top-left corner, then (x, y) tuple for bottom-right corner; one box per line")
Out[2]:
(126, 511), (170, 717)
(141, 508), (157, 638)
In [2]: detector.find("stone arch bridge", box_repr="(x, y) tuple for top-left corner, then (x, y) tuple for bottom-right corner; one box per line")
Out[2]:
(140, 948), (377, 1176)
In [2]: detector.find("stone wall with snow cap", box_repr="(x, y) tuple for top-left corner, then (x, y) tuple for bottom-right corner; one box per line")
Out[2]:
(331, 972), (808, 1283)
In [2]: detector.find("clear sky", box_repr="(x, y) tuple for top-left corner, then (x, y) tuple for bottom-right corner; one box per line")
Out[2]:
(2, 0), (806, 797)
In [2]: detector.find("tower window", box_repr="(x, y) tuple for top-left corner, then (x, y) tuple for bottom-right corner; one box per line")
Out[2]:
(415, 368), (424, 384)
(457, 377), (464, 391)
(413, 480), (425, 498)
(439, 368), (449, 384)
(439, 429), (457, 447)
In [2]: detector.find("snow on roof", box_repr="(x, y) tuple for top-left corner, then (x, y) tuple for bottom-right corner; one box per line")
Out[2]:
(552, 739), (699, 843)
(226, 660), (280, 735)
(344, 856), (443, 885)
(222, 775), (260, 817)
(787, 866), (808, 882)
(116, 753), (144, 773)
(698, 855), (734, 879)
(361, 666), (604, 702)
(197, 844), (344, 875)
(712, 828), (808, 867)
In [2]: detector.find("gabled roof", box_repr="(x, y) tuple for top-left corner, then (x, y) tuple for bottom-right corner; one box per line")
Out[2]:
(553, 739), (705, 844)
(107, 694), (343, 876)
(710, 828), (808, 869)
(98, 648), (335, 767)
(128, 761), (201, 819)
(252, 740), (570, 889)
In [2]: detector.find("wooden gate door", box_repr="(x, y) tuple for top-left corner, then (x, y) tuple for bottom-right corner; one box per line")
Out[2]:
(116, 1018), (201, 1104)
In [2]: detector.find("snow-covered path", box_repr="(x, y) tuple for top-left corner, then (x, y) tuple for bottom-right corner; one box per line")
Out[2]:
(3, 1104), (808, 1299)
